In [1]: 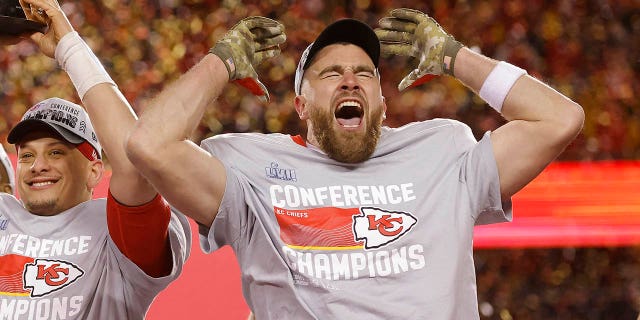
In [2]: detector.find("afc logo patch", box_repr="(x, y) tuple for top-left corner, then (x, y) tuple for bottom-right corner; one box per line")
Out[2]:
(0, 214), (8, 230)
(23, 259), (84, 297)
(265, 162), (297, 182)
(353, 207), (417, 250)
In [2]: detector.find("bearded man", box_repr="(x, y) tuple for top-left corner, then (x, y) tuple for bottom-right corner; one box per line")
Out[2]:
(126, 10), (583, 319)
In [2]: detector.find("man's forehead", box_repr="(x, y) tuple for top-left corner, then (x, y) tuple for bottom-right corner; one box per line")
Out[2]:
(17, 131), (71, 148)
(307, 43), (375, 70)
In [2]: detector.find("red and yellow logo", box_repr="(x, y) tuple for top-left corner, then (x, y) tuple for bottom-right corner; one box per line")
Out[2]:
(275, 206), (417, 250)
(0, 254), (84, 297)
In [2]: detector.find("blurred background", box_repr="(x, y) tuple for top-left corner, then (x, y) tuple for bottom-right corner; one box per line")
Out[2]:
(1, 0), (639, 319)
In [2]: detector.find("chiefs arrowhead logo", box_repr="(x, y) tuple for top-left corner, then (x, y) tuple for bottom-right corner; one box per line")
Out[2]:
(353, 207), (417, 250)
(23, 259), (84, 297)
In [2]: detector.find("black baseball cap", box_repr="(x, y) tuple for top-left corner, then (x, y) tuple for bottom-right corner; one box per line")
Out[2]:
(294, 18), (380, 95)
(0, 0), (47, 36)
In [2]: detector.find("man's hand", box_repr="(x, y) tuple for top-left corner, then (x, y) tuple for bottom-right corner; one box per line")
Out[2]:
(19, 0), (74, 58)
(209, 16), (286, 102)
(375, 8), (463, 91)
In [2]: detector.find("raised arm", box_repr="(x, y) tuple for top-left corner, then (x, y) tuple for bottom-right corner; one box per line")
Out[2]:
(126, 17), (285, 227)
(376, 8), (584, 199)
(452, 49), (584, 198)
(22, 0), (179, 277)
(21, 0), (154, 203)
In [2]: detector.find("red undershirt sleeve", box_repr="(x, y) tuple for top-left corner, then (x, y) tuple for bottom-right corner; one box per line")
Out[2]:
(107, 191), (172, 278)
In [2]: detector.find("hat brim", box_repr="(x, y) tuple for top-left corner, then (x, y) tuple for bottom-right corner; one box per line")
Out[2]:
(8, 119), (84, 145)
(303, 19), (380, 70)
(0, 15), (46, 36)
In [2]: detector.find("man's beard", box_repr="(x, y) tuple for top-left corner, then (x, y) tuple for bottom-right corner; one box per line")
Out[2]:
(24, 199), (58, 216)
(309, 106), (383, 163)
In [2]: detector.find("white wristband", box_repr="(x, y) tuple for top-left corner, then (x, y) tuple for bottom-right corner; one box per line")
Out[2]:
(54, 31), (116, 99)
(478, 61), (527, 113)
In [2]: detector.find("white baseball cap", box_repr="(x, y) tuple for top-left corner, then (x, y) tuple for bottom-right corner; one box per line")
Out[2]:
(8, 97), (102, 160)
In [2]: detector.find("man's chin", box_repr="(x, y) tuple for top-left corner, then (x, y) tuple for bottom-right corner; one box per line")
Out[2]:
(324, 134), (377, 163)
(24, 199), (59, 216)
(329, 150), (373, 164)
(310, 109), (382, 163)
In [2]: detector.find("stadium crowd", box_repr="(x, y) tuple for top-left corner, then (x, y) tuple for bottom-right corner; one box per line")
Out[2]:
(1, 0), (638, 318)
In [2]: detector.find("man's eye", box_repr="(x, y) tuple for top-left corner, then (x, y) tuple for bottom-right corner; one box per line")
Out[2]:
(357, 72), (374, 78)
(19, 153), (33, 159)
(322, 73), (341, 79)
(50, 150), (63, 156)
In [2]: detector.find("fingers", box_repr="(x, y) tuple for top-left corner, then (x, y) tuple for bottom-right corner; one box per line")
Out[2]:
(241, 16), (282, 30)
(250, 24), (285, 40)
(378, 42), (414, 58)
(242, 16), (285, 41)
(213, 16), (285, 100)
(20, 0), (50, 23)
(400, 73), (438, 91)
(247, 17), (286, 54)
(254, 32), (285, 49)
(18, 0), (34, 20)
(231, 16), (286, 59)
(375, 28), (413, 45)
(376, 10), (422, 59)
(254, 47), (281, 63)
(377, 17), (417, 34)
(388, 8), (429, 24)
(398, 72), (419, 92)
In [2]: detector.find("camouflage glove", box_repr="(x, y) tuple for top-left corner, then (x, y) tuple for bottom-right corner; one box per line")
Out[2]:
(375, 8), (463, 91)
(209, 16), (286, 102)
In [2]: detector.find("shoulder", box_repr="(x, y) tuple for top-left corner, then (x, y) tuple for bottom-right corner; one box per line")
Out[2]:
(203, 132), (293, 145)
(0, 193), (26, 216)
(71, 198), (107, 216)
(374, 119), (477, 158)
(200, 132), (304, 157)
(0, 193), (21, 204)
(385, 118), (469, 134)
(381, 118), (472, 142)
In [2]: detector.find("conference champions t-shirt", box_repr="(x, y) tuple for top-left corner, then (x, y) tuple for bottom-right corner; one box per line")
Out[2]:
(200, 119), (512, 320)
(0, 197), (191, 319)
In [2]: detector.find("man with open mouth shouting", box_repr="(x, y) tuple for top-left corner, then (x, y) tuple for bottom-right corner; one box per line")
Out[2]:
(126, 7), (584, 320)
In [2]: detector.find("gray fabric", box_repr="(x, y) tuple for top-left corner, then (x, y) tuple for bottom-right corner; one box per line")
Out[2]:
(0, 196), (191, 319)
(200, 118), (511, 319)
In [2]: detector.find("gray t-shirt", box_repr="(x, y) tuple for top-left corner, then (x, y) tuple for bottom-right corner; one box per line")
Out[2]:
(0, 196), (191, 319)
(200, 119), (512, 319)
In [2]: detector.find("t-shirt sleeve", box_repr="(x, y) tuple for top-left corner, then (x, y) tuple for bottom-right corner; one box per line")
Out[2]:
(107, 192), (173, 277)
(457, 129), (513, 225)
(106, 197), (191, 306)
(198, 140), (251, 254)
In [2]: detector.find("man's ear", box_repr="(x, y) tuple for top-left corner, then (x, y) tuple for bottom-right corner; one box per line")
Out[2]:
(382, 96), (387, 120)
(86, 160), (104, 190)
(0, 183), (12, 195)
(294, 95), (308, 120)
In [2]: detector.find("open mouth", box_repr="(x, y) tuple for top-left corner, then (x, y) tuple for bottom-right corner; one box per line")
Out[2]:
(335, 100), (363, 128)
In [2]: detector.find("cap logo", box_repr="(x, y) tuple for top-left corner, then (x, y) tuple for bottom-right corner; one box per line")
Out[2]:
(79, 120), (87, 134)
(23, 103), (80, 130)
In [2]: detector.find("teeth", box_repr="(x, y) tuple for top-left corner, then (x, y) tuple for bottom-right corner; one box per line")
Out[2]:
(338, 101), (361, 109)
(32, 181), (54, 187)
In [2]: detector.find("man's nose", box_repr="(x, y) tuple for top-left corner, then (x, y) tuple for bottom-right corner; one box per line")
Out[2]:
(340, 71), (360, 91)
(30, 155), (50, 173)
